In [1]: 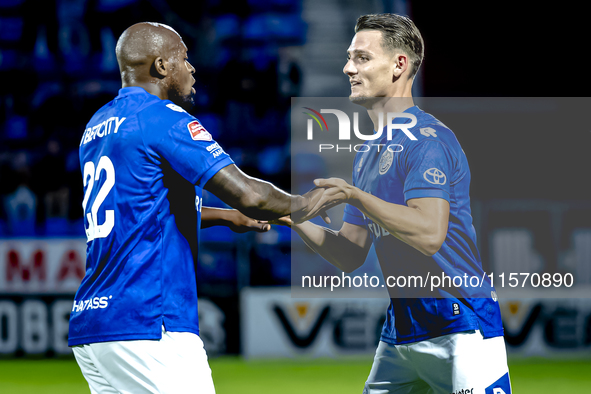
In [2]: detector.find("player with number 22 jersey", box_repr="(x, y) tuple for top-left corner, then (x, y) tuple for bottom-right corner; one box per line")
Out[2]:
(69, 87), (232, 345)
(69, 22), (325, 394)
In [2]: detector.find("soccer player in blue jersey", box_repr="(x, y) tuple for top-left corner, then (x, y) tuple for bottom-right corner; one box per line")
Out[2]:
(279, 14), (512, 394)
(69, 22), (324, 393)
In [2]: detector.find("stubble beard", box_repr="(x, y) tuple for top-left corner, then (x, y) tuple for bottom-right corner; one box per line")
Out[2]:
(177, 93), (195, 112)
(169, 80), (195, 112)
(349, 94), (381, 108)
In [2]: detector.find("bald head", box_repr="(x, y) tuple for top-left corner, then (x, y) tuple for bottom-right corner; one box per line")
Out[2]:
(114, 22), (195, 109)
(116, 22), (184, 84)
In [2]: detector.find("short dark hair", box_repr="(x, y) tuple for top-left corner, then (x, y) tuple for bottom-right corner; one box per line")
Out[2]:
(355, 13), (424, 78)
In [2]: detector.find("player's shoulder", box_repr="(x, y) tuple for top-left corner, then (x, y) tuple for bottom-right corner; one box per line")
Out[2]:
(137, 99), (195, 127)
(85, 87), (160, 126)
(412, 108), (456, 142)
(407, 107), (463, 152)
(85, 96), (120, 128)
(138, 99), (215, 144)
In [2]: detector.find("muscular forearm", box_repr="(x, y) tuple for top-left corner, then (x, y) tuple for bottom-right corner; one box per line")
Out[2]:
(291, 222), (367, 273)
(349, 189), (447, 256)
(243, 178), (306, 220)
(200, 207), (270, 233)
(204, 165), (311, 221)
(200, 207), (232, 228)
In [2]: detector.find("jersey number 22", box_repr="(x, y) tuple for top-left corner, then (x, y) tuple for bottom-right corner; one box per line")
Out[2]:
(82, 156), (115, 242)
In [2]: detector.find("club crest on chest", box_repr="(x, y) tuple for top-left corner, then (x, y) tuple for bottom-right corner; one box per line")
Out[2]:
(378, 149), (393, 175)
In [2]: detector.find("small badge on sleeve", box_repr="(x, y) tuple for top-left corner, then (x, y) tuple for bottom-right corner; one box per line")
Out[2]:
(188, 120), (212, 141)
(452, 303), (460, 315)
(423, 168), (446, 185)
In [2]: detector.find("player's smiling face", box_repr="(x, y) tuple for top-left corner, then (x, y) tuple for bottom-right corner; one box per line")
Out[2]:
(344, 30), (397, 103)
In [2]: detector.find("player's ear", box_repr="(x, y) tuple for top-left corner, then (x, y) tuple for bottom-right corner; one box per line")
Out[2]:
(152, 56), (168, 78)
(391, 53), (409, 80)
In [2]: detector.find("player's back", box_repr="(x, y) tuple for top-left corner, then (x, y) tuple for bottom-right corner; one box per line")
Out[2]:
(79, 87), (164, 264)
(69, 87), (228, 346)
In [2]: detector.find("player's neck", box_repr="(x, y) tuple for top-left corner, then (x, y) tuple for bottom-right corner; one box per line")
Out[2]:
(367, 96), (415, 131)
(122, 81), (168, 101)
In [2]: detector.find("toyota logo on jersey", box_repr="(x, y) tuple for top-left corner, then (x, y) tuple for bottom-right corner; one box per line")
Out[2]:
(423, 168), (447, 185)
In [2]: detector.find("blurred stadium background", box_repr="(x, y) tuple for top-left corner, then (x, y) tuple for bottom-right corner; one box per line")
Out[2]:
(1, 0), (590, 392)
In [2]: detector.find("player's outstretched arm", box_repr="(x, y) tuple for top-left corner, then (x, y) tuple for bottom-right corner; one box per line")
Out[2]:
(356, 194), (449, 256)
(271, 218), (371, 273)
(300, 178), (449, 256)
(204, 164), (324, 221)
(201, 207), (271, 233)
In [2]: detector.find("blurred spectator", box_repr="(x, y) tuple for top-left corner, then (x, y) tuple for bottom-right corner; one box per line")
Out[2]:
(32, 138), (69, 226)
(2, 151), (36, 236)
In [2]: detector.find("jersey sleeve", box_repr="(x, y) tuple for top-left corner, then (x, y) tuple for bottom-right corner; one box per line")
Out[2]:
(403, 139), (454, 203)
(143, 108), (233, 186)
(342, 203), (366, 226)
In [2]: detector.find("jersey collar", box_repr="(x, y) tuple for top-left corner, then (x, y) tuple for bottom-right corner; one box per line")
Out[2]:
(117, 86), (151, 99)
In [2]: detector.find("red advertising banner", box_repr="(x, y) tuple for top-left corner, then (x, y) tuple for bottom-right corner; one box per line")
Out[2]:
(0, 238), (86, 294)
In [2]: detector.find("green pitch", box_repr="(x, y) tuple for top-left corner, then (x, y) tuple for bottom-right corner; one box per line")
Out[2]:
(1, 356), (590, 393)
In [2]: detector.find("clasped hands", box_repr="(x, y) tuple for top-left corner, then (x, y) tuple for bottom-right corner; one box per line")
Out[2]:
(277, 178), (356, 227)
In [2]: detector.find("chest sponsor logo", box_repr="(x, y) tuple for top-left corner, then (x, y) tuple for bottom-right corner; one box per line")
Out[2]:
(423, 168), (446, 185)
(363, 214), (390, 240)
(378, 149), (393, 175)
(188, 120), (212, 141)
(367, 222), (390, 239)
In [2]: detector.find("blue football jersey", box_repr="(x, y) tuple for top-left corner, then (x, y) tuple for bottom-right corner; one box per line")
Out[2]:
(68, 87), (233, 346)
(343, 106), (503, 345)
